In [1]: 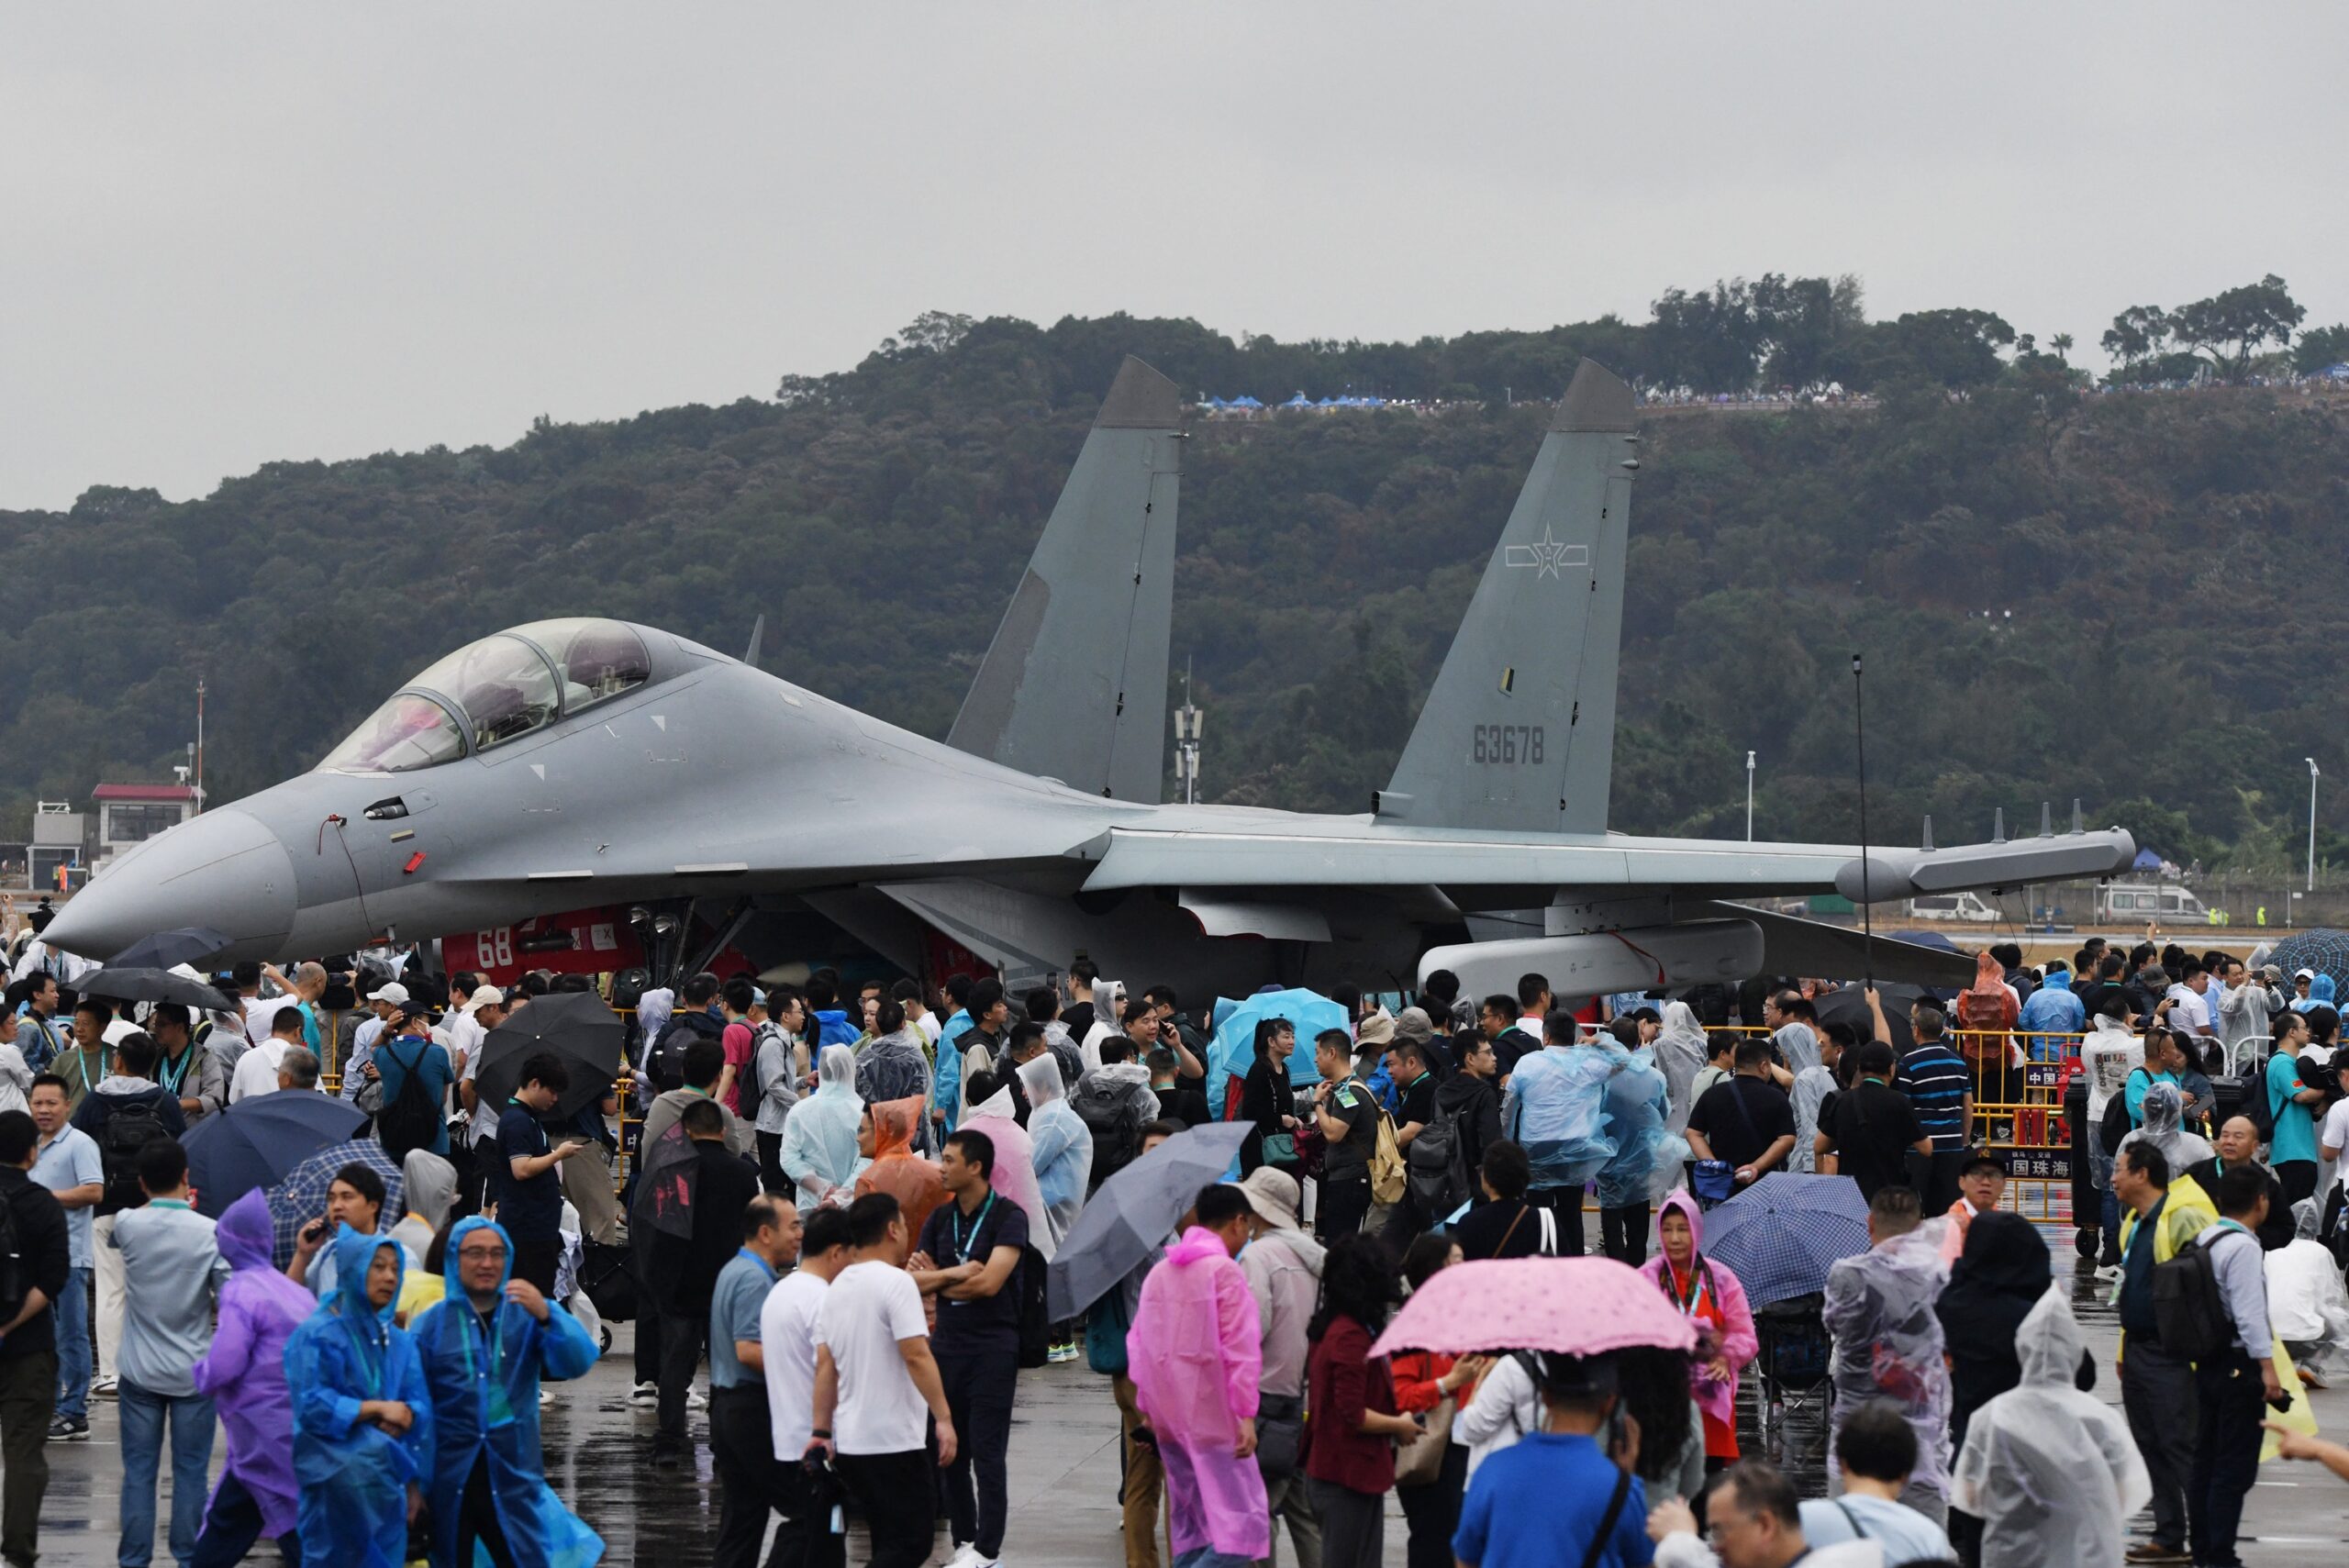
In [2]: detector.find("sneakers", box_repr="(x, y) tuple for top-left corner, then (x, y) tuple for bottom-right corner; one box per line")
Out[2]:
(685, 1388), (707, 1412)
(2123, 1543), (2189, 1563)
(47, 1416), (88, 1442)
(540, 1388), (556, 1407)
(629, 1382), (658, 1407)
(90, 1374), (117, 1399)
(944, 1547), (1000, 1568)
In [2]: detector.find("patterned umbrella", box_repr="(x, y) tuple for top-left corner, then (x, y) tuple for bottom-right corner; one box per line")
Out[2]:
(2265, 929), (2349, 998)
(1699, 1172), (1871, 1308)
(265, 1138), (404, 1270)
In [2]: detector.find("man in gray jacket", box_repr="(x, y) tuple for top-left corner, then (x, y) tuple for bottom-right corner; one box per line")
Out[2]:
(1237, 1167), (1324, 1568)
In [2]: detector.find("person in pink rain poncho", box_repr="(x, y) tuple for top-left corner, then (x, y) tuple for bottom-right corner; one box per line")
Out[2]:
(1125, 1184), (1267, 1567)
(1638, 1188), (1760, 1464)
(188, 1188), (319, 1563)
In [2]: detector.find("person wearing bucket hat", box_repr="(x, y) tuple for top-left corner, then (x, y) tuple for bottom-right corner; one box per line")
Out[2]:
(1237, 1167), (1325, 1568)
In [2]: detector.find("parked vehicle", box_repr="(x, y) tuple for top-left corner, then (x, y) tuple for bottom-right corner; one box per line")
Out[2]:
(1906, 891), (2000, 922)
(2095, 883), (2209, 922)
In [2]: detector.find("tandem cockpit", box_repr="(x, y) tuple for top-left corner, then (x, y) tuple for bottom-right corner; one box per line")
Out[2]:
(316, 617), (675, 773)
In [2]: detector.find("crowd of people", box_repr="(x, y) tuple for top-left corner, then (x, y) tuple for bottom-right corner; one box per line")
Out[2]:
(4, 915), (2349, 1566)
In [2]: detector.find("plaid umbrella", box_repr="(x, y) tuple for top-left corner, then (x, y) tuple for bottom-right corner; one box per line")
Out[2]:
(2266, 929), (2349, 999)
(265, 1139), (404, 1270)
(1698, 1172), (1871, 1308)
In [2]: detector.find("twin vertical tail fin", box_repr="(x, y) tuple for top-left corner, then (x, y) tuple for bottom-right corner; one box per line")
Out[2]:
(1377, 360), (1636, 835)
(948, 357), (1184, 801)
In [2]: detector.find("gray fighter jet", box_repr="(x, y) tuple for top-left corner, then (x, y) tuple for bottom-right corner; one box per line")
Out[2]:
(45, 358), (2132, 996)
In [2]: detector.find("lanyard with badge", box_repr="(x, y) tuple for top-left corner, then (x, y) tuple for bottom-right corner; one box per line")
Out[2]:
(942, 1192), (996, 1310)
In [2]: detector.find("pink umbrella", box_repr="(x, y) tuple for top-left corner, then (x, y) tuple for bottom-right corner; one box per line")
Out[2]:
(1371, 1257), (1699, 1360)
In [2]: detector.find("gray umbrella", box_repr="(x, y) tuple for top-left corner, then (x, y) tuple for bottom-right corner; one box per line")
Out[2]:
(106, 928), (232, 971)
(1046, 1121), (1250, 1319)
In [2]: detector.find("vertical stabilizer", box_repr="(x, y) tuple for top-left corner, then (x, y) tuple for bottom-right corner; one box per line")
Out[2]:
(1378, 360), (1635, 834)
(948, 356), (1183, 800)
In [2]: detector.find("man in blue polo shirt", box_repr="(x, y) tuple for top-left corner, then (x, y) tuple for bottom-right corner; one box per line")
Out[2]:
(707, 1194), (804, 1568)
(1898, 1003), (1973, 1216)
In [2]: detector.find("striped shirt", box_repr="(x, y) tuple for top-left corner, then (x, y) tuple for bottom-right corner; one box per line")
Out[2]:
(1898, 1041), (1971, 1150)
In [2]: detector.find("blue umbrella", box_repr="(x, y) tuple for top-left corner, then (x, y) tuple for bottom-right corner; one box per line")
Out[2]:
(1698, 1173), (1870, 1308)
(183, 1091), (368, 1218)
(266, 1138), (404, 1269)
(1206, 987), (1347, 1109)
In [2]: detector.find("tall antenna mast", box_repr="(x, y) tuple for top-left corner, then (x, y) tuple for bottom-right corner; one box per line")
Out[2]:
(1853, 652), (1874, 987)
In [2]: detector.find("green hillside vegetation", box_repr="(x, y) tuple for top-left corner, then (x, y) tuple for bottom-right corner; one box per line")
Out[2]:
(5, 276), (2347, 878)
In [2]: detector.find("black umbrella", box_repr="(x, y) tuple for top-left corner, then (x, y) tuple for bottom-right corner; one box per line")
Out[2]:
(183, 1091), (369, 1218)
(78, 967), (239, 1015)
(1815, 984), (1922, 1054)
(473, 991), (627, 1121)
(107, 927), (231, 972)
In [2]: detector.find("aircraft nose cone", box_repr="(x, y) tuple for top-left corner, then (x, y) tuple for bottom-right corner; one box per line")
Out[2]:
(44, 808), (297, 962)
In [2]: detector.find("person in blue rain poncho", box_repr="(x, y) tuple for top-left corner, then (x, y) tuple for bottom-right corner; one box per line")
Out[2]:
(284, 1225), (434, 1568)
(407, 1215), (603, 1568)
(1593, 1041), (1682, 1268)
(1499, 1016), (1629, 1231)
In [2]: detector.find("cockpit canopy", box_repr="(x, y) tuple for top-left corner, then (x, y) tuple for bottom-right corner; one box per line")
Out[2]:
(317, 618), (657, 773)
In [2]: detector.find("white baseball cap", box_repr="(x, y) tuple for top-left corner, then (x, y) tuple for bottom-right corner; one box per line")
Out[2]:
(2297, 968), (2317, 981)
(371, 981), (412, 1006)
(464, 985), (505, 1011)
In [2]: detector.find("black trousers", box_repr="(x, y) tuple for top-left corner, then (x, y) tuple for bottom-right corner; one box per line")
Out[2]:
(757, 1130), (789, 1196)
(770, 1457), (847, 1568)
(1599, 1202), (1651, 1267)
(832, 1450), (933, 1568)
(710, 1385), (779, 1568)
(936, 1351), (1017, 1556)
(1396, 1440), (1467, 1568)
(1909, 1149), (1964, 1217)
(2121, 1337), (2197, 1551)
(658, 1305), (707, 1443)
(1316, 1176), (1370, 1242)
(0, 1350), (53, 1568)
(2189, 1349), (2266, 1568)
(634, 1287), (665, 1384)
(509, 1233), (561, 1298)
(1527, 1184), (1586, 1256)
(460, 1451), (518, 1568)
(191, 1470), (302, 1568)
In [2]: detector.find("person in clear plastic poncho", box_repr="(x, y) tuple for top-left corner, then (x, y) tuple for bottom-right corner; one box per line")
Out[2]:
(779, 1044), (869, 1208)
(1500, 1036), (1627, 1192)
(1952, 1284), (2149, 1568)
(2117, 1079), (2215, 1173)
(1652, 1000), (1709, 1134)
(284, 1226), (434, 1568)
(1019, 1053), (1092, 1254)
(1822, 1193), (1954, 1520)
(407, 1215), (604, 1568)
(2268, 1196), (2349, 1378)
(1593, 1044), (1686, 1231)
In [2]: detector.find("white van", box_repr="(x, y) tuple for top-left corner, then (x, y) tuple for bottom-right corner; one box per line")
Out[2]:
(2096, 883), (2209, 922)
(1906, 891), (1999, 922)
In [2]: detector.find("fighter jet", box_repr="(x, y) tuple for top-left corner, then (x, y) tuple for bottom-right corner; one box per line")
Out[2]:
(45, 358), (2133, 998)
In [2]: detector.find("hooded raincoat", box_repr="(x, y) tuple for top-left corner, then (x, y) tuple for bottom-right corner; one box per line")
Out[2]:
(2299, 973), (2341, 1014)
(1934, 1211), (2065, 1453)
(1952, 1285), (2149, 1568)
(1639, 1190), (1758, 1457)
(852, 1026), (932, 1118)
(1653, 1002), (1709, 1133)
(284, 1225), (434, 1568)
(951, 1042), (994, 1127)
(1821, 1222), (1953, 1497)
(854, 1095), (948, 1241)
(2117, 1080), (2216, 1174)
(1020, 1055), (1092, 1252)
(1595, 1046), (1682, 1207)
(391, 1148), (459, 1261)
(962, 1084), (1045, 1249)
(1125, 1225), (1268, 1561)
(408, 1216), (603, 1568)
(191, 1190), (315, 1542)
(780, 1046), (869, 1207)
(1500, 1043), (1626, 1190)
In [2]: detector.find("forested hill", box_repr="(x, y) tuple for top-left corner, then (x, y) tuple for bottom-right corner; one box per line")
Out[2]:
(6, 306), (2349, 873)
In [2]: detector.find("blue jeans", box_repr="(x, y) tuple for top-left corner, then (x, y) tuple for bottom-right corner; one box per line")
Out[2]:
(53, 1267), (90, 1421)
(118, 1380), (216, 1568)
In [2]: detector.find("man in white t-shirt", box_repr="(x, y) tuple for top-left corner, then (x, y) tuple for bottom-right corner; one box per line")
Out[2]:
(452, 987), (508, 1211)
(228, 1008), (310, 1104)
(763, 1206), (854, 1568)
(807, 1193), (956, 1568)
(2165, 961), (2217, 1040)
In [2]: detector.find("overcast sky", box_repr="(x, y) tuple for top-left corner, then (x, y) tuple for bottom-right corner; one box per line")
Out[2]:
(6, 6), (2343, 511)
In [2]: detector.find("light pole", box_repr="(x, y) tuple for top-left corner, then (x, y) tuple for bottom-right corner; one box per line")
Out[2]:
(2309, 758), (2321, 894)
(1745, 751), (1755, 841)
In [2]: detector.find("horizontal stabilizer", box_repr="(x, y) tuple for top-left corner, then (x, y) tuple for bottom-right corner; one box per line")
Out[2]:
(1380, 360), (1637, 834)
(1834, 828), (2136, 905)
(949, 356), (1184, 801)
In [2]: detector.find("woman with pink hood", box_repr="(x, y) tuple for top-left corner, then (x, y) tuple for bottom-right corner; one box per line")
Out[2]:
(1125, 1184), (1268, 1566)
(1639, 1189), (1758, 1470)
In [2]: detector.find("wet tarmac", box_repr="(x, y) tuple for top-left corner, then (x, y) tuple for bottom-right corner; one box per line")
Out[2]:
(32, 1256), (2349, 1566)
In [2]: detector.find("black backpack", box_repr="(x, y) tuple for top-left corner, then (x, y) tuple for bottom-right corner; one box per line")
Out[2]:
(2151, 1223), (2242, 1361)
(2099, 1082), (2136, 1157)
(1407, 1101), (1471, 1217)
(1074, 1079), (1143, 1189)
(99, 1097), (172, 1212)
(373, 1037), (443, 1160)
(648, 1011), (720, 1094)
